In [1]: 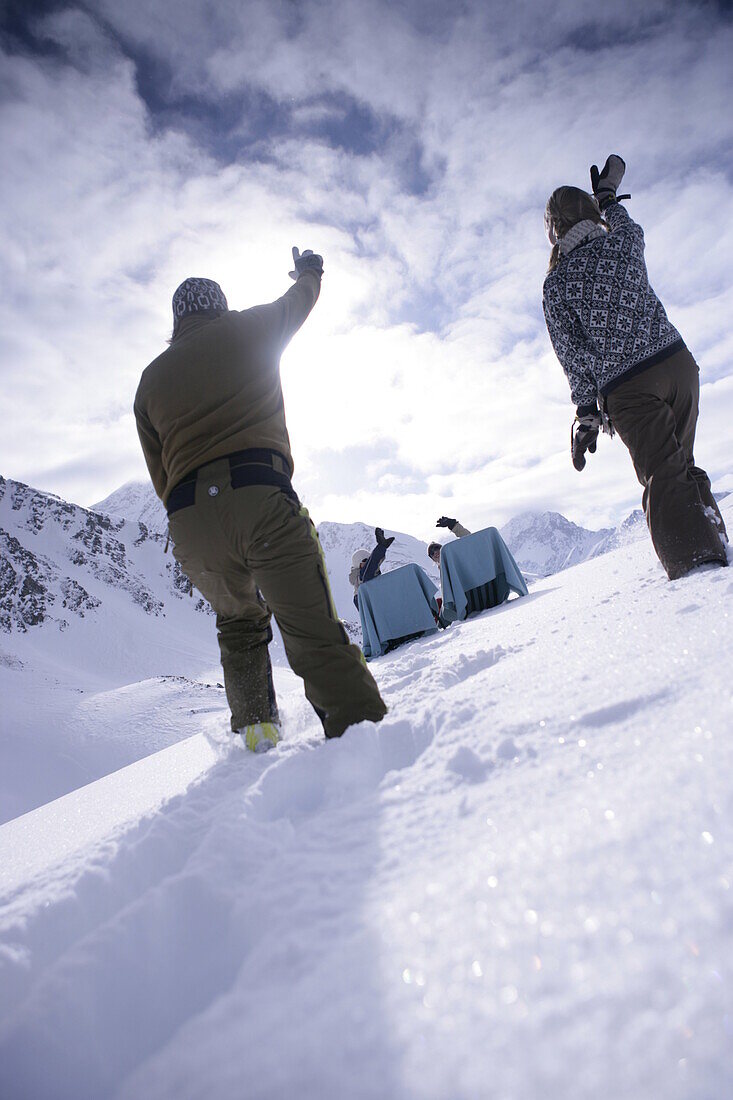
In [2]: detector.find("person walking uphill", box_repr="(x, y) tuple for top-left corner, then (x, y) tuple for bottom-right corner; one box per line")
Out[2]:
(542, 156), (728, 580)
(134, 251), (387, 752)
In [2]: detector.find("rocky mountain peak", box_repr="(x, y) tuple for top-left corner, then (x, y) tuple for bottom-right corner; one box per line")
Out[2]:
(0, 476), (204, 634)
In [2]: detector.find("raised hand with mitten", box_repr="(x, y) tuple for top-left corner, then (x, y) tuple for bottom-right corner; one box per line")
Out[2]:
(589, 155), (631, 211)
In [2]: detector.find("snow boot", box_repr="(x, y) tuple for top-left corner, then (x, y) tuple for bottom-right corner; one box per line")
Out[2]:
(239, 722), (281, 753)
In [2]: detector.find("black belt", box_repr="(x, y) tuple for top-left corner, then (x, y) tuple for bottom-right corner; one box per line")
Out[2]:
(166, 448), (297, 515)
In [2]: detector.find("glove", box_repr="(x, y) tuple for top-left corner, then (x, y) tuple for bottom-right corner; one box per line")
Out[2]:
(375, 527), (395, 548)
(571, 411), (601, 471)
(436, 516), (457, 530)
(289, 247), (324, 280)
(589, 155), (630, 211)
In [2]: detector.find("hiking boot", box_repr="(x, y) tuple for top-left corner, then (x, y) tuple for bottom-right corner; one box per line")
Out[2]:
(238, 722), (281, 753)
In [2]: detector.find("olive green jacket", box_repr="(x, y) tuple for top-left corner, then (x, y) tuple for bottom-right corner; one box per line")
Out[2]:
(134, 271), (321, 504)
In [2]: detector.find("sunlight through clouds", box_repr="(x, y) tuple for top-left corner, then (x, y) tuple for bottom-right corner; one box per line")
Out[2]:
(1, 0), (731, 541)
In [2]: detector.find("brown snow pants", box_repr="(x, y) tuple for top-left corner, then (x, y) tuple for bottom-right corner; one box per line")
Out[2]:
(168, 460), (387, 736)
(606, 347), (727, 580)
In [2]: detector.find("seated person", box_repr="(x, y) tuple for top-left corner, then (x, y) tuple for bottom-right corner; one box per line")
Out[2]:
(350, 527), (395, 607)
(428, 515), (523, 620)
(427, 516), (471, 566)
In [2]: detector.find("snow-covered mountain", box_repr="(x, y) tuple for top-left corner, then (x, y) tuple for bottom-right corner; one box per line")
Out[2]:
(0, 475), (208, 636)
(93, 479), (170, 537)
(8, 471), (719, 665)
(499, 510), (616, 578)
(93, 479), (637, 587)
(93, 480), (442, 626)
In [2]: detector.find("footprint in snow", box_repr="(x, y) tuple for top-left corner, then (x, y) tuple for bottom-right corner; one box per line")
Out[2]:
(250, 719), (432, 822)
(439, 646), (516, 687)
(446, 746), (492, 783)
(495, 737), (520, 761)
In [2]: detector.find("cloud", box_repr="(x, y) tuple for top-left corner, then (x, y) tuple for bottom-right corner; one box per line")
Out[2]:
(295, 438), (430, 503)
(1, 0), (732, 542)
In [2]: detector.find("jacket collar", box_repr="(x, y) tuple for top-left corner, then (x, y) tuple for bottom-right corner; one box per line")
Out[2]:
(171, 311), (225, 341)
(558, 219), (607, 256)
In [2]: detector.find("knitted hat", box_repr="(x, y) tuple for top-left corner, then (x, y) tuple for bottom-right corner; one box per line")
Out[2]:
(172, 278), (228, 324)
(352, 549), (370, 568)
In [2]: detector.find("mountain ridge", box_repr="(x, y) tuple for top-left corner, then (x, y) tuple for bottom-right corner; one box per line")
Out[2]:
(92, 478), (647, 582)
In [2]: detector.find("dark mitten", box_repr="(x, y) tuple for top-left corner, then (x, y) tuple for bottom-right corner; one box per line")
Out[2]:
(436, 516), (457, 530)
(375, 527), (395, 548)
(590, 154), (628, 211)
(571, 412), (601, 471)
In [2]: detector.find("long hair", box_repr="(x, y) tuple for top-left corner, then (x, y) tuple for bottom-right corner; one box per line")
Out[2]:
(545, 186), (603, 272)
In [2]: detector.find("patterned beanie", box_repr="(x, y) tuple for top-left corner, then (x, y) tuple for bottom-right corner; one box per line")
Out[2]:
(171, 278), (228, 325)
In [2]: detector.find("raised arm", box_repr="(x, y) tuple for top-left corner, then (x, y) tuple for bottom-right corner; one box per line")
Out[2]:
(247, 247), (324, 352)
(361, 528), (395, 584)
(436, 517), (471, 538)
(589, 154), (641, 246)
(603, 200), (644, 247)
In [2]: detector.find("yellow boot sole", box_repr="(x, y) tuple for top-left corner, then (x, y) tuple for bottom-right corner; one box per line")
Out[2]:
(242, 722), (281, 753)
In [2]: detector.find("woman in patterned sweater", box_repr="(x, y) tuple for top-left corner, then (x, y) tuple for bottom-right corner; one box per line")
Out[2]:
(542, 155), (727, 580)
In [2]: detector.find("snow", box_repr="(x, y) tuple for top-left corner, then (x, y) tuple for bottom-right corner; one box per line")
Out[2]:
(0, 727), (231, 901)
(92, 480), (170, 538)
(1, 497), (731, 1099)
(1, 475), (443, 820)
(0, 484), (221, 821)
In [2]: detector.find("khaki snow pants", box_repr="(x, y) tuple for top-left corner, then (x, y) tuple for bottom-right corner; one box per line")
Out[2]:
(168, 459), (387, 737)
(606, 347), (728, 580)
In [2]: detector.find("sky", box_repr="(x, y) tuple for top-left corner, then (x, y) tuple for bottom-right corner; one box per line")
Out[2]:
(1, 0), (732, 542)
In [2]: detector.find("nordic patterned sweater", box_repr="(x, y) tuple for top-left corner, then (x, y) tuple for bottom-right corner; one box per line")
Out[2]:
(542, 202), (683, 411)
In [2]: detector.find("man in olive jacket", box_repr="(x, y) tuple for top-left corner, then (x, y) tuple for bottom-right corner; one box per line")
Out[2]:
(134, 254), (387, 750)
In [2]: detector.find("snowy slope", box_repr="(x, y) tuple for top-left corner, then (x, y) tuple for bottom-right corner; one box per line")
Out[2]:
(0, 498), (730, 1100)
(0, 476), (221, 822)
